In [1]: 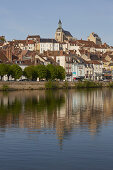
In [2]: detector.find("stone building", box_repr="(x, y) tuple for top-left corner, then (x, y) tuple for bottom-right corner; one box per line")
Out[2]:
(55, 20), (74, 43)
(39, 38), (59, 54)
(87, 32), (102, 45)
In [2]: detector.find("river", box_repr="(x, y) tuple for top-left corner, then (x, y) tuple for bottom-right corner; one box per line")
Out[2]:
(0, 89), (113, 170)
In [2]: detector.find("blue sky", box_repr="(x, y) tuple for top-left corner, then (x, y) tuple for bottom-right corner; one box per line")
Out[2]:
(0, 0), (113, 45)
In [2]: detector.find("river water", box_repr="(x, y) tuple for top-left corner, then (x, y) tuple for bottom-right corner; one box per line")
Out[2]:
(0, 89), (113, 170)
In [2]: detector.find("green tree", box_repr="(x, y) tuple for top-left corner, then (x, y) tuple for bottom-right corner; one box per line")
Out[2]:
(5, 64), (12, 81)
(0, 64), (7, 80)
(23, 66), (37, 80)
(35, 65), (47, 80)
(46, 64), (57, 80)
(10, 64), (22, 80)
(56, 66), (65, 80)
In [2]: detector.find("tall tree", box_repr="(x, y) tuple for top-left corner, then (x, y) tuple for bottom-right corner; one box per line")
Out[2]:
(0, 64), (7, 80)
(35, 65), (47, 80)
(23, 66), (37, 80)
(10, 64), (22, 80)
(5, 64), (12, 81)
(56, 66), (65, 80)
(46, 64), (57, 80)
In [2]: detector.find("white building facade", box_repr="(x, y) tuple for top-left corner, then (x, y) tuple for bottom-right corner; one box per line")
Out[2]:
(72, 63), (85, 80)
(40, 39), (59, 54)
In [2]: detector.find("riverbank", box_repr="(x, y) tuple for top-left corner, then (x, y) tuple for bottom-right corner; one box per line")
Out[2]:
(0, 81), (113, 91)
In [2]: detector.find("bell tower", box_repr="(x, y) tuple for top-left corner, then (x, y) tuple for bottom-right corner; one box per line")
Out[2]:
(55, 19), (64, 42)
(58, 19), (62, 29)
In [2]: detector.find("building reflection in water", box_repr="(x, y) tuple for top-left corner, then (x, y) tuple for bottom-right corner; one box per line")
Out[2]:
(0, 89), (113, 146)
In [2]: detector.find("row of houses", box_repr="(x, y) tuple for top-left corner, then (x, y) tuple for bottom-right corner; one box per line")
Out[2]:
(35, 51), (104, 81)
(16, 51), (113, 81)
(1, 44), (113, 81)
(2, 36), (113, 56)
(0, 20), (113, 81)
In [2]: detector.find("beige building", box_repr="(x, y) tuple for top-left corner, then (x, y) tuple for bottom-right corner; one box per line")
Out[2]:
(88, 32), (102, 45)
(55, 20), (74, 43)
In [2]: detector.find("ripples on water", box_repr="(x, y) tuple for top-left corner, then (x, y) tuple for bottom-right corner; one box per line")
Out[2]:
(0, 89), (113, 170)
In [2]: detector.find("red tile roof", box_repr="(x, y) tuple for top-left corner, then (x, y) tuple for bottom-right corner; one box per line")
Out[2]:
(0, 49), (9, 63)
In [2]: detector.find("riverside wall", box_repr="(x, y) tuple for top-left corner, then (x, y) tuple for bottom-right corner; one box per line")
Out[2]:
(0, 81), (111, 91)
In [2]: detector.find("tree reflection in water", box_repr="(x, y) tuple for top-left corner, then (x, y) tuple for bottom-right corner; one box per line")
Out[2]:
(0, 89), (113, 146)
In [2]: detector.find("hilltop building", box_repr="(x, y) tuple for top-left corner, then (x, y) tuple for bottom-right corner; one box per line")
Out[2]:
(87, 32), (102, 45)
(55, 20), (75, 43)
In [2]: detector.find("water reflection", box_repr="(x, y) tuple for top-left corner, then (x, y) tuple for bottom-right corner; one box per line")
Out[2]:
(0, 89), (113, 141)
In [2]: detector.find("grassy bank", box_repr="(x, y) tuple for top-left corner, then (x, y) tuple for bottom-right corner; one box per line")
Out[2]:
(0, 81), (112, 91)
(75, 81), (103, 88)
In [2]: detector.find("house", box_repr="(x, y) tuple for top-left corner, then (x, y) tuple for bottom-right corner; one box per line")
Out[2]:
(0, 42), (4, 48)
(42, 50), (73, 81)
(54, 52), (79, 81)
(39, 39), (59, 54)
(91, 60), (103, 80)
(72, 63), (85, 80)
(0, 49), (9, 63)
(67, 41), (80, 55)
(27, 35), (40, 41)
(108, 63), (113, 71)
(35, 54), (51, 65)
(27, 40), (35, 51)
(102, 70), (112, 80)
(88, 32), (102, 45)
(83, 61), (94, 80)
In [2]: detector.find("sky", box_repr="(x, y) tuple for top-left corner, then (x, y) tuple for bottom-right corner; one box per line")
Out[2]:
(0, 0), (113, 45)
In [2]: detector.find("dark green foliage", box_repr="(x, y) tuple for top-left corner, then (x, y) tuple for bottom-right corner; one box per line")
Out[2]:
(0, 99), (22, 116)
(45, 64), (65, 81)
(63, 81), (69, 89)
(109, 82), (113, 87)
(56, 66), (65, 80)
(35, 65), (47, 80)
(24, 91), (65, 113)
(75, 81), (102, 88)
(2, 85), (9, 91)
(5, 65), (12, 80)
(10, 64), (22, 80)
(0, 64), (8, 80)
(46, 64), (57, 80)
(23, 66), (37, 80)
(45, 80), (59, 89)
(0, 63), (66, 82)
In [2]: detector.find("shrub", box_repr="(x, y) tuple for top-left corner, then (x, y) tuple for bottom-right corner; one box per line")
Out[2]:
(63, 81), (69, 89)
(109, 82), (113, 87)
(45, 80), (59, 89)
(75, 81), (102, 88)
(2, 85), (9, 91)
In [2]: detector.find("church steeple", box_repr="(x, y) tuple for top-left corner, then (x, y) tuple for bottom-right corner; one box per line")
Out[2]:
(58, 19), (62, 29)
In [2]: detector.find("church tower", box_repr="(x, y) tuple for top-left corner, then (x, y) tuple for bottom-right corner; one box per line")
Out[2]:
(55, 19), (64, 42)
(55, 20), (73, 43)
(58, 19), (62, 29)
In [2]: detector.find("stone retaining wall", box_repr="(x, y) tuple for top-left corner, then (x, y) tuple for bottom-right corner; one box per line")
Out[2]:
(0, 81), (111, 90)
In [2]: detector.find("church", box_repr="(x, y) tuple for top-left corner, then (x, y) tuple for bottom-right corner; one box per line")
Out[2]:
(55, 20), (74, 43)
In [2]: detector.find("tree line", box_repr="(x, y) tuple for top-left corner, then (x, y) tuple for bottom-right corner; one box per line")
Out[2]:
(0, 64), (66, 81)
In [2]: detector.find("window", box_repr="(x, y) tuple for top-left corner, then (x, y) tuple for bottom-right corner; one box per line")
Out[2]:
(57, 59), (60, 65)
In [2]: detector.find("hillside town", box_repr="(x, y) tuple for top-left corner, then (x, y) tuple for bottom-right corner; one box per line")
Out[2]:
(0, 20), (113, 81)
